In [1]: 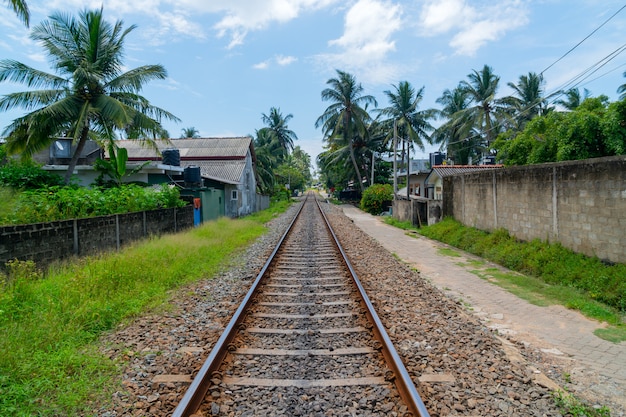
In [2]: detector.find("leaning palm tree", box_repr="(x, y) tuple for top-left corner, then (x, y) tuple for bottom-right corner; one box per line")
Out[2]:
(4, 0), (29, 26)
(315, 70), (376, 193)
(459, 64), (506, 150)
(0, 8), (179, 184)
(261, 107), (297, 161)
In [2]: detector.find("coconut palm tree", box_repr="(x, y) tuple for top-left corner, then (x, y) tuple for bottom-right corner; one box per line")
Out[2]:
(261, 107), (297, 161)
(432, 85), (476, 164)
(503, 72), (555, 129)
(378, 81), (433, 181)
(4, 0), (29, 26)
(556, 87), (591, 110)
(459, 64), (506, 150)
(315, 70), (376, 193)
(180, 127), (200, 138)
(0, 8), (179, 184)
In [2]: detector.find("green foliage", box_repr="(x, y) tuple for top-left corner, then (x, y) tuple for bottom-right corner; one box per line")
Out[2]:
(0, 160), (64, 189)
(419, 218), (626, 313)
(93, 143), (148, 187)
(495, 97), (626, 165)
(0, 184), (185, 225)
(360, 183), (393, 215)
(553, 391), (611, 417)
(0, 199), (291, 415)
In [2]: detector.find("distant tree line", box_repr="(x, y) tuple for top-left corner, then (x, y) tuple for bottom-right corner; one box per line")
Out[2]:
(314, 66), (626, 193)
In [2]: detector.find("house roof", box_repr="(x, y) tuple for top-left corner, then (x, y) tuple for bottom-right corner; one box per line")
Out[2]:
(185, 160), (245, 185)
(114, 137), (254, 185)
(425, 164), (504, 184)
(116, 137), (252, 160)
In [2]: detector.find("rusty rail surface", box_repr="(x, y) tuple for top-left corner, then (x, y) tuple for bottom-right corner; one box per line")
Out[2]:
(172, 193), (430, 417)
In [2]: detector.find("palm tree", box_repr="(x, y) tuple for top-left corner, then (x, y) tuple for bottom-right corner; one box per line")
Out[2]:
(4, 0), (29, 26)
(315, 70), (376, 193)
(261, 107), (297, 161)
(460, 64), (506, 151)
(253, 128), (279, 194)
(378, 81), (433, 183)
(504, 72), (554, 129)
(556, 87), (591, 110)
(432, 85), (476, 164)
(180, 127), (200, 138)
(0, 8), (178, 184)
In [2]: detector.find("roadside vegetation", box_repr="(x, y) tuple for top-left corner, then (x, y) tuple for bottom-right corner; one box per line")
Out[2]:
(0, 199), (292, 416)
(385, 217), (626, 342)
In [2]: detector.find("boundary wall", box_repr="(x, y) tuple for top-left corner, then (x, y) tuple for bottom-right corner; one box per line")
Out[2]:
(442, 156), (626, 264)
(1, 205), (194, 271)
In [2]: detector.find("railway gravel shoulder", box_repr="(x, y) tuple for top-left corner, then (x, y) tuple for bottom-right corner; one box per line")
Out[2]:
(96, 199), (571, 416)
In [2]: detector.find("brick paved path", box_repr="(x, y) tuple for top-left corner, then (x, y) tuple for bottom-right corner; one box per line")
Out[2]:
(340, 204), (626, 412)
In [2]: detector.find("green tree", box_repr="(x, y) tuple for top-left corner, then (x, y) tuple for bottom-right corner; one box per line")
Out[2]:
(378, 81), (433, 177)
(4, 0), (29, 26)
(253, 129), (279, 194)
(459, 64), (506, 153)
(503, 72), (554, 130)
(261, 107), (298, 161)
(556, 88), (591, 110)
(432, 85), (477, 164)
(0, 8), (179, 184)
(180, 127), (200, 138)
(316, 70), (376, 193)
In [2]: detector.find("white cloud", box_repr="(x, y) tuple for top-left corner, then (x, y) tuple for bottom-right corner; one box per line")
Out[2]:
(418, 0), (529, 56)
(253, 55), (298, 70)
(316, 0), (403, 84)
(172, 0), (342, 48)
(276, 55), (297, 66)
(253, 60), (270, 70)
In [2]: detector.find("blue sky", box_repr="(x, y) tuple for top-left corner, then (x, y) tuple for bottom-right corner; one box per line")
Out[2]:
(1, 0), (626, 172)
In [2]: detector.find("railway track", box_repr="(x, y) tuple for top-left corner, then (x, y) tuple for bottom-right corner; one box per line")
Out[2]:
(173, 194), (429, 416)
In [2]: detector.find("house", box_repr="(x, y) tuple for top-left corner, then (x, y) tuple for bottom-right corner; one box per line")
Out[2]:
(395, 159), (430, 198)
(32, 138), (185, 186)
(118, 137), (266, 218)
(424, 165), (504, 200)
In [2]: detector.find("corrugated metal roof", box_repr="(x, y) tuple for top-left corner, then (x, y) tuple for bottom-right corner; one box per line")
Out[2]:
(185, 160), (245, 184)
(117, 137), (252, 159)
(431, 165), (504, 177)
(112, 137), (252, 184)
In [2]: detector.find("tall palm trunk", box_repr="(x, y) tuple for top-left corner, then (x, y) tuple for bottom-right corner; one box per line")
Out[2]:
(64, 126), (89, 184)
(345, 112), (364, 193)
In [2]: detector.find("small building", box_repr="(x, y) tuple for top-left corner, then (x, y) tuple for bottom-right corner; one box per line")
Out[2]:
(395, 159), (430, 198)
(119, 137), (266, 218)
(424, 165), (504, 200)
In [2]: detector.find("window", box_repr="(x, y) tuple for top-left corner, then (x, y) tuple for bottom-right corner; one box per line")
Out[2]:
(231, 190), (238, 200)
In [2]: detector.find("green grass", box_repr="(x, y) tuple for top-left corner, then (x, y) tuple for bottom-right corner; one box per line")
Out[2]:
(0, 200), (292, 416)
(389, 217), (626, 342)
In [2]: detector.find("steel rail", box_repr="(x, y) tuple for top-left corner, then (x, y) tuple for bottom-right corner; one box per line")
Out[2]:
(315, 197), (431, 417)
(171, 196), (307, 417)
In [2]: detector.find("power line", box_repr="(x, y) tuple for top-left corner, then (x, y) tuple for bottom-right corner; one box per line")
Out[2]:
(540, 3), (626, 75)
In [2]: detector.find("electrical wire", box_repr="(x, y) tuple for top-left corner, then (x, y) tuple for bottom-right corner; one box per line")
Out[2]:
(540, 3), (626, 75)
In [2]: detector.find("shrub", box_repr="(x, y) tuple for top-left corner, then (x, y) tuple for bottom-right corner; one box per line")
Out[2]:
(0, 162), (64, 189)
(360, 184), (393, 215)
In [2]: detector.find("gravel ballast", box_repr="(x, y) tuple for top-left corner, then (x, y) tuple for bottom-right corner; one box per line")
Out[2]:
(95, 198), (616, 416)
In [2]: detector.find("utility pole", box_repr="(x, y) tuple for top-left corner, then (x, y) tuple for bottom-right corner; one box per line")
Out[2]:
(393, 120), (397, 200)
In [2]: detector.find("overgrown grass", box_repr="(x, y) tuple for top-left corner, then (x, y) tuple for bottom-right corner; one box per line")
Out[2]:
(0, 200), (292, 416)
(386, 216), (626, 341)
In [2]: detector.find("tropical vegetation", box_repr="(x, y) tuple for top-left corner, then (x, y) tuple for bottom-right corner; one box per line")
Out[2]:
(0, 200), (292, 416)
(0, 8), (178, 184)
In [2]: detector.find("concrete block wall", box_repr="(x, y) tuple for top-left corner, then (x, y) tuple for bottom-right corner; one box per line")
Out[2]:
(1, 205), (194, 271)
(443, 156), (626, 264)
